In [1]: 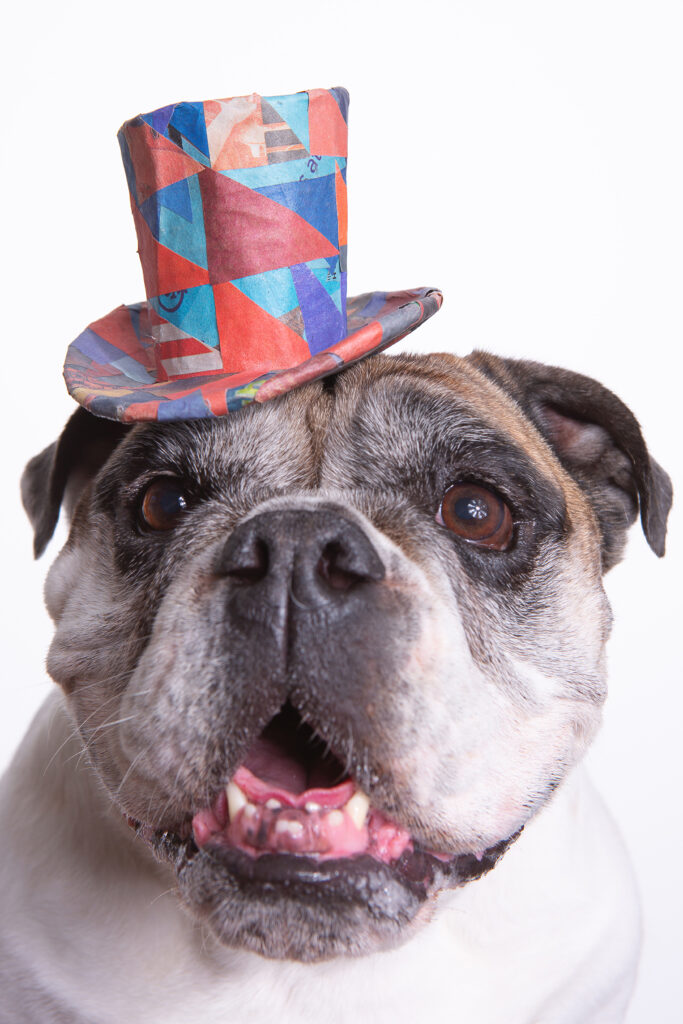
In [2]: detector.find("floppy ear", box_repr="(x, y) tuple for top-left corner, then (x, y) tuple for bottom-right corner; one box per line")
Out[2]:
(21, 408), (130, 559)
(468, 351), (673, 572)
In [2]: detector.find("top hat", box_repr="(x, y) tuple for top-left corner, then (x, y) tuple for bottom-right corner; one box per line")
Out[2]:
(63, 88), (443, 422)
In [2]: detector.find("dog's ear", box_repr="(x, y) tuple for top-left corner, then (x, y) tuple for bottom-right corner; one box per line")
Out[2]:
(468, 351), (673, 571)
(21, 408), (129, 559)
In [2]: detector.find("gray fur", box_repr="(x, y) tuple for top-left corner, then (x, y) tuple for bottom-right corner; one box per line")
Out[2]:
(22, 352), (671, 961)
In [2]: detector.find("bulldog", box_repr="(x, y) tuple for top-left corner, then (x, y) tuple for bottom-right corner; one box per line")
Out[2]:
(0, 351), (671, 1023)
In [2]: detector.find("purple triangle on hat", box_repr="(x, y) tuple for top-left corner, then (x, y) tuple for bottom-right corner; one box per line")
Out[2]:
(144, 104), (175, 136)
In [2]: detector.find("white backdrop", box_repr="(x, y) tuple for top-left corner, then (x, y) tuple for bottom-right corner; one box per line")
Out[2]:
(2, 1), (681, 1020)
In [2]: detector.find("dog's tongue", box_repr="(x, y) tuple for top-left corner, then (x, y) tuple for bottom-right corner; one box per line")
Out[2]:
(242, 707), (344, 794)
(243, 734), (308, 793)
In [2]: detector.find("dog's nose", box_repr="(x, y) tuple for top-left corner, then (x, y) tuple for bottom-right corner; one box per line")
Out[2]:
(217, 507), (385, 609)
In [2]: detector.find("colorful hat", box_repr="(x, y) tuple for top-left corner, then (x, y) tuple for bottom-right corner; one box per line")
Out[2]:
(64, 88), (443, 422)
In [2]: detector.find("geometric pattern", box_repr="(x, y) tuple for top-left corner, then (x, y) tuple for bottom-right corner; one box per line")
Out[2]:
(64, 88), (443, 422)
(65, 289), (443, 421)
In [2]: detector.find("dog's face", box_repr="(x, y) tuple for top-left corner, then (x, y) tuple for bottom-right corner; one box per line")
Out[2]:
(22, 352), (671, 961)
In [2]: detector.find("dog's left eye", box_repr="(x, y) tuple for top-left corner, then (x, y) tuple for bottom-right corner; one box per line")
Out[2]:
(437, 482), (514, 550)
(139, 478), (189, 531)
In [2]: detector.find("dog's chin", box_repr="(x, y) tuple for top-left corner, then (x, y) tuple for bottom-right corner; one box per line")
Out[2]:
(145, 832), (518, 961)
(125, 702), (521, 961)
(146, 828), (518, 961)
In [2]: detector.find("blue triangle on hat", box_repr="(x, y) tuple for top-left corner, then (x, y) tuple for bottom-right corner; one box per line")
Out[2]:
(291, 262), (345, 354)
(330, 88), (349, 123)
(139, 175), (208, 268)
(306, 257), (343, 310)
(179, 136), (211, 167)
(128, 303), (144, 340)
(138, 194), (161, 238)
(157, 390), (210, 420)
(232, 266), (299, 319)
(256, 174), (339, 251)
(322, 258), (343, 311)
(168, 102), (210, 159)
(156, 177), (193, 221)
(265, 93), (310, 153)
(149, 284), (219, 348)
(143, 104), (175, 136)
(222, 156), (337, 189)
(356, 292), (388, 319)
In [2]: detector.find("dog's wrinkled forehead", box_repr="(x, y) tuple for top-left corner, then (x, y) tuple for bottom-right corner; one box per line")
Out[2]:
(323, 359), (569, 512)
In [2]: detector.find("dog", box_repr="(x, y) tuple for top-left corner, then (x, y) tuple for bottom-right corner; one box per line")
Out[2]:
(0, 350), (672, 1023)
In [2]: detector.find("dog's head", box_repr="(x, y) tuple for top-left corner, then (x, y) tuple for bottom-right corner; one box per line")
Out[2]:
(22, 352), (671, 961)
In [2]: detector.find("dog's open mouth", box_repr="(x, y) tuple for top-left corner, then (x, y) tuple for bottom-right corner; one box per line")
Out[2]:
(192, 702), (413, 864)
(140, 701), (517, 887)
(130, 700), (521, 958)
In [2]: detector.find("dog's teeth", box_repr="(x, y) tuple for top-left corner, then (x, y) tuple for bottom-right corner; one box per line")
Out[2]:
(275, 818), (304, 837)
(326, 810), (344, 827)
(243, 803), (258, 818)
(344, 791), (370, 829)
(226, 781), (247, 821)
(265, 798), (281, 810)
(305, 801), (321, 812)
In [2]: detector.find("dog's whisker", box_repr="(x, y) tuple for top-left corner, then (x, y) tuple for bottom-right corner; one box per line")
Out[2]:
(148, 886), (180, 908)
(40, 692), (123, 776)
(114, 748), (151, 802)
(88, 714), (139, 737)
(56, 629), (157, 651)
(150, 750), (197, 828)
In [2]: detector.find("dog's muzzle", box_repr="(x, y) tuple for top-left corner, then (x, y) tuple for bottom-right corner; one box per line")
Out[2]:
(124, 504), (523, 959)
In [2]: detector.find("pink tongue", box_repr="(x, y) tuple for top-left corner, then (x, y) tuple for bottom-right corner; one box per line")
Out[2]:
(243, 735), (308, 793)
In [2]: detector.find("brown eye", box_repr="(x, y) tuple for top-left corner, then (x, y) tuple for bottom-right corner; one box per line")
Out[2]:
(438, 482), (514, 550)
(140, 478), (188, 531)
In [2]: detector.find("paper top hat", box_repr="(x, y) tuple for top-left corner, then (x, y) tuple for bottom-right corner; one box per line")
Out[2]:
(64, 88), (443, 422)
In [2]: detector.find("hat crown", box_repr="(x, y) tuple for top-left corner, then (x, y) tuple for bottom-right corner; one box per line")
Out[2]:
(118, 89), (350, 378)
(64, 87), (443, 423)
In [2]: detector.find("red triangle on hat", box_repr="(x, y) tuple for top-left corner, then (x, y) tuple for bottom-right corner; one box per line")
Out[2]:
(87, 304), (151, 366)
(198, 170), (338, 285)
(308, 90), (348, 157)
(132, 205), (210, 296)
(124, 119), (207, 203)
(214, 281), (311, 372)
(335, 162), (348, 248)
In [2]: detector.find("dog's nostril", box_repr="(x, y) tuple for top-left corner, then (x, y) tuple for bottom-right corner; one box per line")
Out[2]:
(316, 540), (372, 591)
(223, 536), (270, 583)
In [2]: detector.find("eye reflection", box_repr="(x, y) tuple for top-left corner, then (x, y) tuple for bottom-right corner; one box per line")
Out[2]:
(438, 482), (514, 550)
(140, 478), (188, 531)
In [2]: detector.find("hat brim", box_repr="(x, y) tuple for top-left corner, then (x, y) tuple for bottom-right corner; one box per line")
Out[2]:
(64, 287), (442, 422)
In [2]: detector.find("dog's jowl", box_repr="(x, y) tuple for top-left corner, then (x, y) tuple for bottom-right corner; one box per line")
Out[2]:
(2, 352), (671, 1023)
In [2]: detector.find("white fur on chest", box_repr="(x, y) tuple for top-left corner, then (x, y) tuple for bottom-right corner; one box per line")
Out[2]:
(0, 694), (639, 1024)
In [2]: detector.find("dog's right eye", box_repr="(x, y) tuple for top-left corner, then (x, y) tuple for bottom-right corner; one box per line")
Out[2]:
(139, 478), (189, 531)
(437, 482), (514, 550)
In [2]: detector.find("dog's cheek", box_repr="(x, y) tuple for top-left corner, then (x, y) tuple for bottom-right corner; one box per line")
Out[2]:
(389, 618), (602, 852)
(45, 541), (134, 682)
(43, 546), (79, 625)
(379, 546), (607, 853)
(110, 554), (246, 813)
